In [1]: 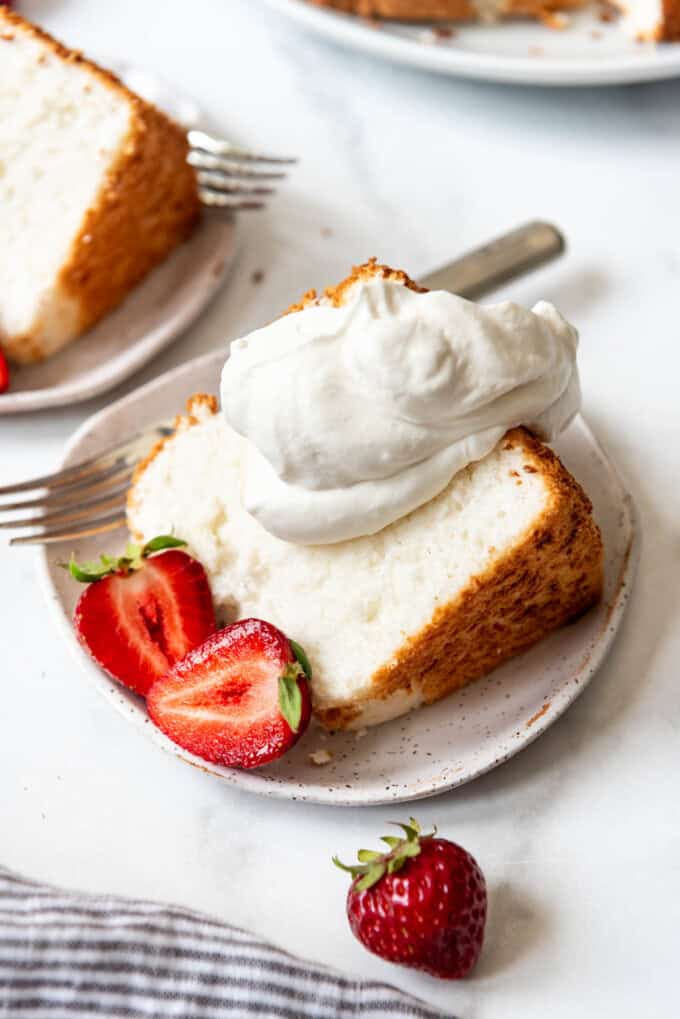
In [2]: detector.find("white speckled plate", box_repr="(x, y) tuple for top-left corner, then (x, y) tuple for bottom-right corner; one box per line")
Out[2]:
(266, 0), (680, 87)
(38, 349), (638, 805)
(0, 69), (236, 416)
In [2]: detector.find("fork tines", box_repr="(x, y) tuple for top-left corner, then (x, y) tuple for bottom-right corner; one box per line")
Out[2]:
(1, 423), (173, 546)
(188, 130), (297, 211)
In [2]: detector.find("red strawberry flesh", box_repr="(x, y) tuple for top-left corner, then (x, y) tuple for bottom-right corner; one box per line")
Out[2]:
(74, 549), (216, 697)
(0, 349), (9, 394)
(147, 618), (311, 769)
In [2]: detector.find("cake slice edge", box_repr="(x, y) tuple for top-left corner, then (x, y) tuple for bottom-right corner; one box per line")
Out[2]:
(317, 426), (603, 730)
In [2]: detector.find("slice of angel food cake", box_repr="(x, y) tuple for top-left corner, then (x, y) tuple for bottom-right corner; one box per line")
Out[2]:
(128, 260), (603, 731)
(0, 9), (199, 365)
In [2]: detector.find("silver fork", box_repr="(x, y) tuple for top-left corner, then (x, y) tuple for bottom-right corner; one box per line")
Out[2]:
(188, 129), (296, 211)
(1, 221), (564, 547)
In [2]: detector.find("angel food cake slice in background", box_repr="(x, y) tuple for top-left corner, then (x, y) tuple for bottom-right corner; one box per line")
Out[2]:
(128, 261), (603, 731)
(308, 0), (680, 42)
(0, 10), (199, 365)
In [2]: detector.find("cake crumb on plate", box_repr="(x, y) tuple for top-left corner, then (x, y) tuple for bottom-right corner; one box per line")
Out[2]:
(309, 749), (334, 766)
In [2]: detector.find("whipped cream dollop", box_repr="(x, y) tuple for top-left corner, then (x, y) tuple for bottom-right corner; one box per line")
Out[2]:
(220, 278), (580, 545)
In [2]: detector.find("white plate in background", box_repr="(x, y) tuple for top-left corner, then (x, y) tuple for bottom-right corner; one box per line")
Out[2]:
(39, 349), (639, 806)
(0, 70), (236, 416)
(266, 0), (680, 86)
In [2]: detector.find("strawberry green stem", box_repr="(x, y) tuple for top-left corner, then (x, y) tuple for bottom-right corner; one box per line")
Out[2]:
(64, 535), (187, 583)
(333, 818), (437, 891)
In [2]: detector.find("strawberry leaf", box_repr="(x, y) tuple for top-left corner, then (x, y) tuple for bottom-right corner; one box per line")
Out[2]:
(143, 535), (187, 555)
(278, 664), (303, 732)
(356, 863), (386, 892)
(289, 639), (312, 679)
(357, 849), (382, 863)
(66, 555), (115, 583)
(387, 856), (407, 874)
(333, 856), (365, 876)
(392, 840), (421, 864)
(333, 817), (432, 893)
(391, 820), (420, 842)
(64, 534), (188, 585)
(120, 543), (144, 572)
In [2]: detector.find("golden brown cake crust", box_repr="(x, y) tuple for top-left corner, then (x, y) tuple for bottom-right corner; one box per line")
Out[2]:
(0, 10), (200, 365)
(307, 0), (475, 16)
(59, 102), (199, 345)
(659, 0), (680, 38)
(285, 257), (426, 315)
(316, 428), (603, 729)
(306, 0), (589, 19)
(310, 0), (679, 29)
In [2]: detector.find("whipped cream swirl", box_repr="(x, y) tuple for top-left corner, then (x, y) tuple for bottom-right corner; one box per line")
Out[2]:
(221, 278), (580, 545)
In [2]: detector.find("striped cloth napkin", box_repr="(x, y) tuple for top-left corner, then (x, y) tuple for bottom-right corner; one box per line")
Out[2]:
(0, 867), (453, 1019)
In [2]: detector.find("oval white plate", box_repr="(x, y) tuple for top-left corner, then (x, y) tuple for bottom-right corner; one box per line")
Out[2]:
(39, 349), (638, 806)
(266, 0), (680, 86)
(0, 70), (236, 416)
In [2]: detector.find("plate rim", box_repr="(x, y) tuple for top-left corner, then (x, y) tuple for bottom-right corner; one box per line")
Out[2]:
(37, 348), (640, 806)
(0, 218), (237, 416)
(265, 0), (680, 86)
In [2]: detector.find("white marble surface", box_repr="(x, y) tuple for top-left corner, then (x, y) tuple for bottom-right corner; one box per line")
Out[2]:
(2, 2), (680, 1016)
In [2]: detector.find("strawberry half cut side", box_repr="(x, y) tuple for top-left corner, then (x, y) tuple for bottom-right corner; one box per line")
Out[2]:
(71, 536), (217, 697)
(147, 618), (312, 770)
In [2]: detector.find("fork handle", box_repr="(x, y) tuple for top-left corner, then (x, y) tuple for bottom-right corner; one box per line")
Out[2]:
(420, 220), (565, 301)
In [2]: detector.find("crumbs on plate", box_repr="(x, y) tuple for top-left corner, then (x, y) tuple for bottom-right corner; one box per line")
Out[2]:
(309, 749), (334, 766)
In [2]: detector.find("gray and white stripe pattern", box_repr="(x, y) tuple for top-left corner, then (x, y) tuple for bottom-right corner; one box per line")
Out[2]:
(0, 868), (452, 1019)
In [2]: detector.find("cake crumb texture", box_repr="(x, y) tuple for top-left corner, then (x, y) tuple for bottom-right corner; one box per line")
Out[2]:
(316, 428), (603, 729)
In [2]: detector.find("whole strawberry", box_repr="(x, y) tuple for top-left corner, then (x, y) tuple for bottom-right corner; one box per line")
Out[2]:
(334, 819), (486, 980)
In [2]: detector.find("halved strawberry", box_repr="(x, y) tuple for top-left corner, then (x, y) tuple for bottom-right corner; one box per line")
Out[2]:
(0, 349), (10, 394)
(71, 536), (216, 697)
(147, 618), (312, 769)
